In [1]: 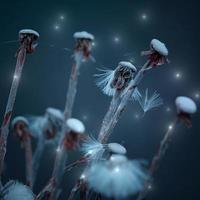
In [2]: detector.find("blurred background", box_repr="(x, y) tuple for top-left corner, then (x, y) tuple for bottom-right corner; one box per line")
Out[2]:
(0, 0), (199, 199)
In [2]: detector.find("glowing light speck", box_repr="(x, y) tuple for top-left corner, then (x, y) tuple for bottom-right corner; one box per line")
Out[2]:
(54, 25), (60, 30)
(114, 36), (120, 43)
(60, 15), (65, 20)
(166, 107), (171, 112)
(175, 72), (182, 79)
(141, 14), (147, 20)
(147, 184), (152, 190)
(168, 124), (173, 130)
(114, 167), (120, 173)
(80, 174), (86, 179)
(194, 92), (200, 99)
(13, 75), (18, 80)
(56, 147), (61, 153)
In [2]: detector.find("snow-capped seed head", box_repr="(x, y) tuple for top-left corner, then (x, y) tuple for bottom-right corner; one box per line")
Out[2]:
(107, 143), (127, 155)
(19, 29), (39, 40)
(112, 61), (137, 91)
(118, 61), (137, 72)
(175, 96), (197, 115)
(109, 154), (128, 164)
(66, 118), (85, 134)
(73, 31), (94, 41)
(11, 116), (29, 128)
(1, 180), (35, 200)
(73, 31), (94, 60)
(150, 39), (168, 56)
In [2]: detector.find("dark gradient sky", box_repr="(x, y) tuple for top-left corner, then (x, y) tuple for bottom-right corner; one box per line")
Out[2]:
(0, 0), (200, 199)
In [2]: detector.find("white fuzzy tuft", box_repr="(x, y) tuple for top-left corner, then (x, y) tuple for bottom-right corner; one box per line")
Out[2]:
(81, 137), (105, 160)
(138, 89), (163, 113)
(95, 68), (115, 96)
(87, 159), (148, 199)
(1, 181), (35, 200)
(132, 88), (142, 101)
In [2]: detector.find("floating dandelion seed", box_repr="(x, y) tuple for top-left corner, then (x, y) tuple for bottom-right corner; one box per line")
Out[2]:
(0, 29), (39, 177)
(137, 96), (197, 200)
(12, 117), (33, 188)
(0, 180), (35, 200)
(137, 88), (163, 114)
(87, 154), (149, 199)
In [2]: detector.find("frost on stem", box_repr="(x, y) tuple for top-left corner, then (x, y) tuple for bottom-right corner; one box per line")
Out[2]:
(137, 89), (163, 114)
(175, 96), (197, 127)
(0, 29), (39, 177)
(0, 180), (35, 200)
(87, 154), (148, 199)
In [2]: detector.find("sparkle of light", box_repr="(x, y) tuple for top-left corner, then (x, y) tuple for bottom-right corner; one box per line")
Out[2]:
(54, 25), (60, 30)
(194, 92), (200, 99)
(141, 14), (147, 20)
(13, 75), (18, 80)
(175, 72), (182, 79)
(60, 15), (65, 20)
(114, 36), (120, 43)
(114, 167), (120, 173)
(168, 124), (173, 130)
(80, 174), (86, 179)
(147, 184), (152, 190)
(56, 147), (61, 153)
(166, 107), (171, 112)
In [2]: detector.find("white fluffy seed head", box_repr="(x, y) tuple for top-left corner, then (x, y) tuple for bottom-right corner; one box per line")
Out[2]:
(175, 96), (197, 115)
(87, 159), (148, 198)
(1, 181), (35, 200)
(66, 118), (85, 134)
(150, 39), (168, 56)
